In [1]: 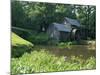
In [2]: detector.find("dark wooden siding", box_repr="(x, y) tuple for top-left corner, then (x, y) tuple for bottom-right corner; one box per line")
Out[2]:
(60, 31), (70, 41)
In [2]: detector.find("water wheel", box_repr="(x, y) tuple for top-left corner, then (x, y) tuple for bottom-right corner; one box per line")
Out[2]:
(71, 28), (81, 41)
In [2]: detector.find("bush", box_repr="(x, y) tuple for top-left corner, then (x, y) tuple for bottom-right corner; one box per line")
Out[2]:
(11, 32), (34, 57)
(28, 32), (49, 45)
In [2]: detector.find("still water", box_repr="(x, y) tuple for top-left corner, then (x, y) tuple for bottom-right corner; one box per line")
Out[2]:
(34, 44), (96, 60)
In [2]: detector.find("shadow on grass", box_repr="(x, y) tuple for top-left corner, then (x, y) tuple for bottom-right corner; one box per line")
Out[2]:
(11, 44), (34, 58)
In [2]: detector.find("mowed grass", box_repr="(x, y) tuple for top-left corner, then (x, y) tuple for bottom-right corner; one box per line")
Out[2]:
(11, 49), (96, 74)
(12, 32), (33, 46)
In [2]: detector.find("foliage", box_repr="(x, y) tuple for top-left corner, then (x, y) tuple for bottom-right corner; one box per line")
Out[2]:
(11, 50), (96, 74)
(11, 1), (96, 39)
(58, 41), (78, 48)
(11, 1), (27, 28)
(27, 32), (49, 44)
(76, 6), (96, 39)
(11, 32), (34, 57)
(47, 39), (59, 45)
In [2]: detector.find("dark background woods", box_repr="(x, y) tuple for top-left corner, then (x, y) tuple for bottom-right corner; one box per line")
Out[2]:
(11, 1), (96, 44)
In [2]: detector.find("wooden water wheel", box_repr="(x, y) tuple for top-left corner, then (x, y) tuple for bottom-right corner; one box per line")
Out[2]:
(71, 28), (81, 41)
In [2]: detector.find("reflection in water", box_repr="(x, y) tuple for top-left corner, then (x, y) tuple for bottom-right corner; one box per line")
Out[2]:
(34, 45), (96, 60)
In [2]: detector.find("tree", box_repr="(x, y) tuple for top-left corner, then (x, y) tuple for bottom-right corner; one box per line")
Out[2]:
(11, 1), (96, 39)
(11, 1), (27, 28)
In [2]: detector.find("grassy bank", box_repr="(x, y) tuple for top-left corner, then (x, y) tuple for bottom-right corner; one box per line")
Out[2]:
(11, 32), (34, 57)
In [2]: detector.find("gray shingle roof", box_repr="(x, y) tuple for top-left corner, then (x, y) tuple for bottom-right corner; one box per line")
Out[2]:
(53, 23), (71, 32)
(65, 17), (80, 27)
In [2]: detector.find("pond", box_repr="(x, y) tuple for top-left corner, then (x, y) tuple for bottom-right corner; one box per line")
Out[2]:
(33, 44), (96, 60)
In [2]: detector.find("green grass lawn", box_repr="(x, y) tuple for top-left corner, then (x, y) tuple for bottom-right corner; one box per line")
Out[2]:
(12, 32), (33, 46)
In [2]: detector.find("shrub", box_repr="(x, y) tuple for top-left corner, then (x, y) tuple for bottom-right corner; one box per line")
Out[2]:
(28, 32), (49, 44)
(58, 41), (78, 48)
